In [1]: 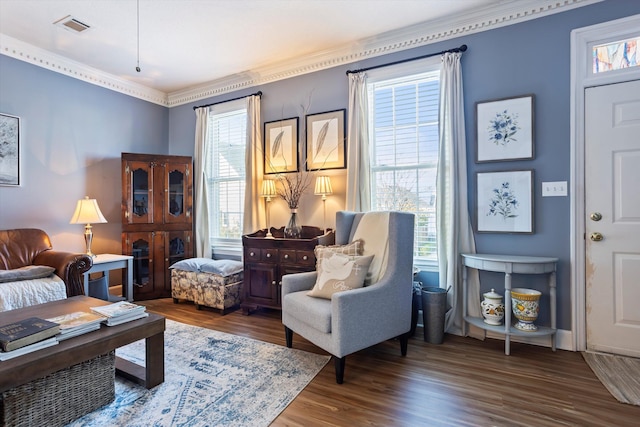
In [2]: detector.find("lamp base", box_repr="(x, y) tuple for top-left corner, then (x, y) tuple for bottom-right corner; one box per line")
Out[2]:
(84, 224), (97, 258)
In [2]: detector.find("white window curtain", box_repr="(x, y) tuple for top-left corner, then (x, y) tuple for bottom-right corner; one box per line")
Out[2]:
(346, 72), (371, 212)
(193, 107), (212, 258)
(243, 94), (264, 234)
(436, 52), (481, 335)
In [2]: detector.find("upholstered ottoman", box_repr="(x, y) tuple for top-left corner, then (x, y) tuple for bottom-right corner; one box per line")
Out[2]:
(170, 258), (243, 315)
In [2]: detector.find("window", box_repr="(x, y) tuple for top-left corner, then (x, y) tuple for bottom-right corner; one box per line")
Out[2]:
(592, 37), (639, 74)
(367, 59), (440, 267)
(205, 99), (247, 249)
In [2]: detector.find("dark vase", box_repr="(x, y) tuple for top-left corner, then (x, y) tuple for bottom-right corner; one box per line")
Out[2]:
(284, 209), (302, 239)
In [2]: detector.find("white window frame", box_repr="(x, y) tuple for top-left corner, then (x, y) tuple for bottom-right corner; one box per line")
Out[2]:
(206, 99), (247, 255)
(366, 57), (441, 271)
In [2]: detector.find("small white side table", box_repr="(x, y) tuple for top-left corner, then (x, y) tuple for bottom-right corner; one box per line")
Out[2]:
(83, 254), (134, 302)
(461, 253), (558, 355)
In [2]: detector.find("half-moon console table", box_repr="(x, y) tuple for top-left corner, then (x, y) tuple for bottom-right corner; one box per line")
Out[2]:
(461, 253), (558, 355)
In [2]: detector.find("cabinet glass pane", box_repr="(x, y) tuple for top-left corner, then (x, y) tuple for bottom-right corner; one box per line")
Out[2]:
(132, 238), (150, 287)
(168, 169), (184, 217)
(169, 236), (186, 264)
(133, 168), (149, 217)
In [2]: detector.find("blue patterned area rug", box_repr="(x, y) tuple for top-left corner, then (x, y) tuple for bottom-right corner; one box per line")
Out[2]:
(68, 320), (330, 426)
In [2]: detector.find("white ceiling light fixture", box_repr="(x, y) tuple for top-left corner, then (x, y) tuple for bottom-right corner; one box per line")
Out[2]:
(54, 15), (91, 34)
(135, 0), (141, 73)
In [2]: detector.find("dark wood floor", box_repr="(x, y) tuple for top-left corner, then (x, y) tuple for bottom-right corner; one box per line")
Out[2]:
(139, 298), (640, 427)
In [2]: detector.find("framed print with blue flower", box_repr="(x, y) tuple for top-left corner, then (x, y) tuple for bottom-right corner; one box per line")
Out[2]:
(475, 94), (534, 163)
(476, 170), (534, 234)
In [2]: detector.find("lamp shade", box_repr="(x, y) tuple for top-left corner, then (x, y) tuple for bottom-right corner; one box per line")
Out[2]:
(314, 176), (333, 196)
(70, 196), (107, 224)
(261, 179), (277, 197)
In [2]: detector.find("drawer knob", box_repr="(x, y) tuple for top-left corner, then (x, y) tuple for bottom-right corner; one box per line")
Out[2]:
(284, 254), (289, 259)
(250, 252), (255, 257)
(302, 255), (308, 260)
(271, 281), (276, 285)
(266, 253), (271, 258)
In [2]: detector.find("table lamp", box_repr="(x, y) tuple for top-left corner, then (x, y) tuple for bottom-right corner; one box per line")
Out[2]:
(314, 176), (332, 233)
(70, 196), (107, 257)
(261, 179), (277, 238)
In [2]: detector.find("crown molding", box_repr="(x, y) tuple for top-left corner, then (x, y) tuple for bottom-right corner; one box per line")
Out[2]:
(0, 34), (169, 106)
(168, 0), (601, 107)
(1, 0), (601, 108)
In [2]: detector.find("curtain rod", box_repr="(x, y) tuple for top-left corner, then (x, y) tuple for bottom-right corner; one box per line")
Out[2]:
(345, 44), (467, 75)
(193, 90), (262, 110)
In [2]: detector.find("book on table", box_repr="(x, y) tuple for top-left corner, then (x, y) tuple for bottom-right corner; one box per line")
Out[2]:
(45, 311), (105, 340)
(0, 337), (59, 361)
(90, 301), (147, 326)
(0, 317), (60, 352)
(103, 311), (149, 326)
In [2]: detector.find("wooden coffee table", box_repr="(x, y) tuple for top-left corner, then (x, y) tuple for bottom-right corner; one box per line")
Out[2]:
(0, 295), (165, 393)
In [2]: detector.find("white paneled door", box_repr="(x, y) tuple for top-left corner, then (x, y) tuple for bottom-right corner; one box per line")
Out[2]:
(585, 79), (640, 357)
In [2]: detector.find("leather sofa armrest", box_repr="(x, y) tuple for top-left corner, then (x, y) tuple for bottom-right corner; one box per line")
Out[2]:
(33, 251), (93, 297)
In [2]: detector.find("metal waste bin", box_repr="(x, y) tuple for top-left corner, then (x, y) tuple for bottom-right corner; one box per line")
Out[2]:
(421, 286), (448, 344)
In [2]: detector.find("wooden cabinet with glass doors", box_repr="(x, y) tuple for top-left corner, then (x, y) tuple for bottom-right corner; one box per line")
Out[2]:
(121, 153), (193, 300)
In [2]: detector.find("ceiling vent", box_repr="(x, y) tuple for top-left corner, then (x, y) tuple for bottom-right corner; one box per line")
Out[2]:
(54, 15), (91, 33)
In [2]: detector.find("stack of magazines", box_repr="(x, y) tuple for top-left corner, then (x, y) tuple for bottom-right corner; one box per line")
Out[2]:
(45, 311), (106, 340)
(90, 301), (148, 326)
(0, 317), (60, 361)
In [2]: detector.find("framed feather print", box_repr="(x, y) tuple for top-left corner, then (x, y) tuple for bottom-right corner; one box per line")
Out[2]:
(264, 117), (299, 174)
(305, 109), (346, 171)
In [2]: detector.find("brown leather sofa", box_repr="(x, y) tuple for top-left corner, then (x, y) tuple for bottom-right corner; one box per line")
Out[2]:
(0, 228), (93, 297)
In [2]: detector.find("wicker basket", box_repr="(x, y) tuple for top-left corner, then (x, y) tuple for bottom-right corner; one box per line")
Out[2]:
(1, 351), (116, 427)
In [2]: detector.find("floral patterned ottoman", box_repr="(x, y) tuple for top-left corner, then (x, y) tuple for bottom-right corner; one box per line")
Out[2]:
(170, 258), (243, 315)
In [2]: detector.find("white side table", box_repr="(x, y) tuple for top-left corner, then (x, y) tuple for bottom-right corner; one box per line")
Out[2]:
(83, 254), (134, 302)
(461, 253), (558, 355)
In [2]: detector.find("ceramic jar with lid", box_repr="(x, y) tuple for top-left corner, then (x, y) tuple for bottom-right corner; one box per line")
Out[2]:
(481, 288), (505, 325)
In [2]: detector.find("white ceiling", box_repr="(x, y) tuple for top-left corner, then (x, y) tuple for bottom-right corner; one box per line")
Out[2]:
(0, 0), (597, 105)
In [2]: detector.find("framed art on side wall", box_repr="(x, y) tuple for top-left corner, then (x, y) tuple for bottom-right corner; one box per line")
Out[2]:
(476, 94), (534, 163)
(476, 170), (534, 233)
(264, 117), (299, 174)
(305, 109), (346, 171)
(0, 113), (20, 186)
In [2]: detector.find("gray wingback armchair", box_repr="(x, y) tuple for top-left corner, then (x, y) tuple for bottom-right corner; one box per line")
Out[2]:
(281, 210), (415, 383)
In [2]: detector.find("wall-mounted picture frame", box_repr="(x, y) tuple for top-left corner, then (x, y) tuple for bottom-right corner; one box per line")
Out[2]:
(476, 94), (534, 163)
(305, 109), (346, 171)
(0, 113), (20, 186)
(264, 117), (299, 174)
(476, 170), (534, 234)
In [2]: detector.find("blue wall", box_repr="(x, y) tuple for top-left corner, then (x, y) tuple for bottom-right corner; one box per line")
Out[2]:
(1, 1), (638, 330)
(0, 56), (168, 254)
(167, 1), (640, 330)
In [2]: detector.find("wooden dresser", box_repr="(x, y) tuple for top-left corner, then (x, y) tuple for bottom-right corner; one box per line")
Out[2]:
(241, 226), (334, 314)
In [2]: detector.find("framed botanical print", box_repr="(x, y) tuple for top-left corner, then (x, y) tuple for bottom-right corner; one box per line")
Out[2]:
(476, 170), (534, 233)
(0, 113), (20, 186)
(305, 109), (346, 171)
(476, 94), (534, 163)
(264, 117), (299, 174)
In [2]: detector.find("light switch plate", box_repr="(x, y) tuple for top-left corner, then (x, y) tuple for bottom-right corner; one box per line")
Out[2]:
(542, 181), (568, 197)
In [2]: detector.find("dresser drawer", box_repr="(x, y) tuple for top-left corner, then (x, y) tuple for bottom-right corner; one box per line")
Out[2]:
(296, 250), (315, 267)
(279, 250), (296, 264)
(244, 248), (261, 262)
(262, 248), (278, 262)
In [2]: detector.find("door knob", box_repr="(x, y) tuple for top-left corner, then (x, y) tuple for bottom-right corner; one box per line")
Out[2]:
(590, 212), (602, 221)
(590, 232), (604, 241)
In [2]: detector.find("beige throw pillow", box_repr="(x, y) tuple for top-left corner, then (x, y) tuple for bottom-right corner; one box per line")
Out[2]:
(307, 248), (374, 299)
(314, 239), (364, 256)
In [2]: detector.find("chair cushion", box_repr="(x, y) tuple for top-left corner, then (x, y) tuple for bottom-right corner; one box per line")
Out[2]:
(169, 258), (243, 277)
(351, 212), (390, 285)
(284, 291), (333, 333)
(0, 265), (56, 283)
(308, 248), (373, 299)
